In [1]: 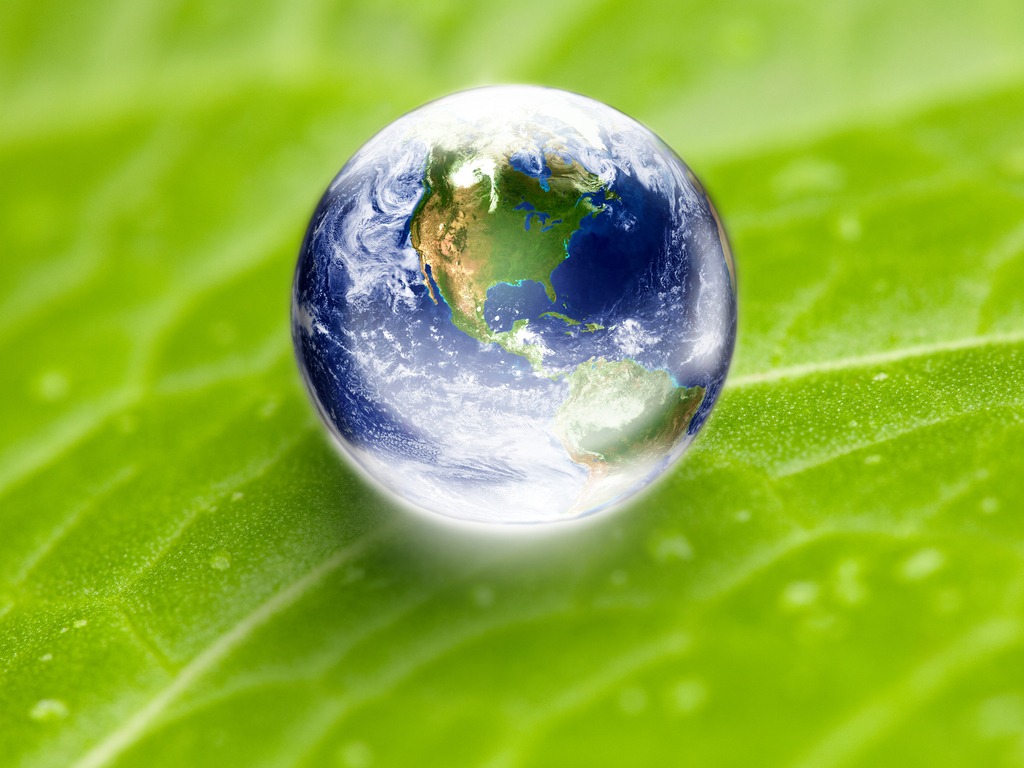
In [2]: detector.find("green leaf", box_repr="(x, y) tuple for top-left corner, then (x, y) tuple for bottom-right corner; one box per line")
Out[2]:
(2, 1), (1024, 766)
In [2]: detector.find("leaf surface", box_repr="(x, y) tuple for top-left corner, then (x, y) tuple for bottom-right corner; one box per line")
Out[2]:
(2, 2), (1024, 767)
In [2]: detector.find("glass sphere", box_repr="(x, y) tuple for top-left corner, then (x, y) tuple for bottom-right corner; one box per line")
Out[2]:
(293, 86), (736, 524)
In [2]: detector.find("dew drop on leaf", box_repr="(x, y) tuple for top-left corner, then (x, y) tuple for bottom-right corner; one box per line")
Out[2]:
(29, 699), (68, 723)
(900, 548), (945, 581)
(209, 551), (232, 571)
(669, 679), (708, 715)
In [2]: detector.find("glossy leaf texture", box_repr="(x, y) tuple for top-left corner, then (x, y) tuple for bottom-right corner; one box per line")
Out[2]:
(2, 1), (1024, 767)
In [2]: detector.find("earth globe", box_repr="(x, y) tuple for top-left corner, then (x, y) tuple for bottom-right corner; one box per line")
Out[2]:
(292, 85), (736, 525)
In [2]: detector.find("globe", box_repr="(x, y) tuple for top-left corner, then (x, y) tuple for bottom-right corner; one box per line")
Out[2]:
(293, 86), (736, 525)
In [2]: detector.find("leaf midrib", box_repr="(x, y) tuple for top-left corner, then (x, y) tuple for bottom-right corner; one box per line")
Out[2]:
(729, 330), (1024, 387)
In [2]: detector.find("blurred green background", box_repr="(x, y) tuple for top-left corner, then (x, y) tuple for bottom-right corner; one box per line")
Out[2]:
(3, 1), (1024, 766)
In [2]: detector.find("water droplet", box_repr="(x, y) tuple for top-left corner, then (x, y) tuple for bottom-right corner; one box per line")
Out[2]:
(864, 454), (882, 465)
(669, 679), (707, 715)
(39, 653), (53, 663)
(873, 372), (888, 382)
(472, 585), (494, 607)
(781, 581), (819, 609)
(339, 741), (373, 768)
(980, 497), (1000, 515)
(231, 492), (244, 502)
(33, 370), (69, 402)
(734, 510), (751, 523)
(803, 613), (839, 634)
(618, 686), (648, 715)
(773, 158), (845, 198)
(29, 699), (68, 722)
(209, 551), (232, 571)
(291, 88), (738, 525)
(837, 213), (862, 241)
(900, 548), (945, 581)
(73, 619), (87, 629)
(342, 566), (365, 585)
(653, 534), (693, 562)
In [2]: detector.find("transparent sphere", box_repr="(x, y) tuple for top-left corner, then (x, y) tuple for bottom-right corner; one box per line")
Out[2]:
(292, 86), (736, 525)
